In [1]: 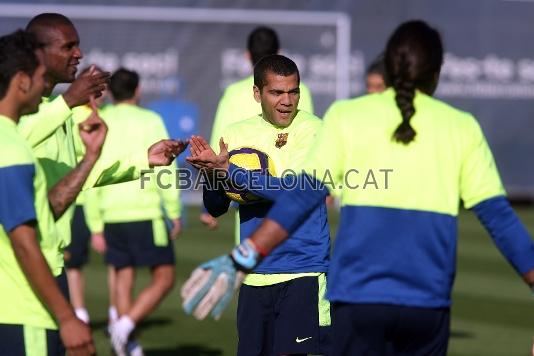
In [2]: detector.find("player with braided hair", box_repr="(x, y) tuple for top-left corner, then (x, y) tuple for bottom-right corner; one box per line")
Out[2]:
(183, 20), (534, 356)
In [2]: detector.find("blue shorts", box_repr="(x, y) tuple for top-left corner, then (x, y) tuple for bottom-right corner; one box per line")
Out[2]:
(65, 205), (91, 269)
(237, 275), (331, 356)
(332, 303), (450, 356)
(104, 219), (175, 269)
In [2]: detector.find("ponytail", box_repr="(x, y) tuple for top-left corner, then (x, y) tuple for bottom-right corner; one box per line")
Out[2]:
(392, 54), (417, 144)
(384, 20), (444, 145)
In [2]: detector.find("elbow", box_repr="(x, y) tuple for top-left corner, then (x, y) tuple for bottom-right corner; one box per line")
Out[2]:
(205, 204), (228, 218)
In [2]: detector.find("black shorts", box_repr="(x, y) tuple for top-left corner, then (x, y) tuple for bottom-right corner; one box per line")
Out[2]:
(64, 205), (91, 269)
(237, 275), (331, 356)
(332, 303), (450, 356)
(104, 219), (175, 269)
(0, 324), (64, 356)
(0, 273), (69, 355)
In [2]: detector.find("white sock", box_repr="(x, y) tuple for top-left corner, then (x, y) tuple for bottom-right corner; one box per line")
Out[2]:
(112, 315), (135, 343)
(74, 308), (90, 324)
(109, 306), (118, 323)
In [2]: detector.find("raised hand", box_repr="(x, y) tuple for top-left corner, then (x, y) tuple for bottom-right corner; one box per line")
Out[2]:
(186, 136), (229, 171)
(78, 97), (108, 160)
(63, 65), (110, 109)
(148, 139), (188, 167)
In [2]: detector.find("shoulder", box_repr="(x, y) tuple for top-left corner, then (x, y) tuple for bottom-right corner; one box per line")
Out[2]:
(292, 110), (322, 130)
(0, 131), (35, 167)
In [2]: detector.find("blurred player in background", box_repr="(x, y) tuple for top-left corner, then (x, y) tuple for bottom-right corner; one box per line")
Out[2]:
(201, 26), (315, 230)
(84, 68), (181, 356)
(0, 29), (105, 356)
(365, 54), (387, 94)
(185, 55), (331, 356)
(183, 20), (534, 356)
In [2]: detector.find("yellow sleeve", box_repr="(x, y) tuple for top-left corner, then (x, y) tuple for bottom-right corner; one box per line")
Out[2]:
(460, 116), (505, 208)
(83, 188), (104, 234)
(18, 96), (72, 148)
(83, 146), (149, 189)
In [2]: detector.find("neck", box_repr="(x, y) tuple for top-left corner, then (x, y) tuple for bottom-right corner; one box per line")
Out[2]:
(0, 100), (21, 124)
(115, 98), (137, 106)
(42, 75), (56, 97)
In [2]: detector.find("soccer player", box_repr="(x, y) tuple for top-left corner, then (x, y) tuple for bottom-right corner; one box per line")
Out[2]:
(182, 21), (534, 355)
(17, 13), (186, 323)
(186, 55), (331, 356)
(0, 29), (106, 356)
(201, 26), (315, 229)
(84, 68), (181, 356)
(365, 54), (387, 94)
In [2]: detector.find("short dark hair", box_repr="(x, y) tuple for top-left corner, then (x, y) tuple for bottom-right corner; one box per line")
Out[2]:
(26, 13), (74, 44)
(109, 68), (139, 101)
(247, 26), (280, 66)
(0, 30), (40, 100)
(367, 54), (386, 78)
(253, 54), (300, 91)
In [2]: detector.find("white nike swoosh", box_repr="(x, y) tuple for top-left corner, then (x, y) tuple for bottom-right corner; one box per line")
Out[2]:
(295, 336), (312, 343)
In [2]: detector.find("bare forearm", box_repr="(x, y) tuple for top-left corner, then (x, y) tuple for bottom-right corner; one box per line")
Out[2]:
(249, 219), (289, 254)
(10, 225), (75, 323)
(48, 155), (98, 220)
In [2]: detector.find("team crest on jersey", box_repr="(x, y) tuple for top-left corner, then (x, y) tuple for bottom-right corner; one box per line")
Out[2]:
(275, 133), (288, 148)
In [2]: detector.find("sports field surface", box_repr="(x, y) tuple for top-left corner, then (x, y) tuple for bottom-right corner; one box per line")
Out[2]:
(84, 206), (534, 355)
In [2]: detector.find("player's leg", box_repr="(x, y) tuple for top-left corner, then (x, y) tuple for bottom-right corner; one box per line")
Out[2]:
(115, 267), (135, 317)
(111, 219), (174, 355)
(390, 306), (449, 356)
(108, 266), (119, 323)
(126, 264), (175, 323)
(273, 275), (330, 356)
(66, 269), (88, 322)
(237, 283), (275, 356)
(65, 205), (91, 323)
(104, 222), (135, 356)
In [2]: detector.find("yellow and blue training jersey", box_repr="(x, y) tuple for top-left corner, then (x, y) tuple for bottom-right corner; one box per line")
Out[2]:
(217, 110), (330, 275)
(17, 96), (151, 247)
(0, 115), (63, 329)
(267, 88), (534, 308)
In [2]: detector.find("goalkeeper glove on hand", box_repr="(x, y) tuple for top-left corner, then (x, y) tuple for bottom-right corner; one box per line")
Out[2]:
(181, 239), (262, 320)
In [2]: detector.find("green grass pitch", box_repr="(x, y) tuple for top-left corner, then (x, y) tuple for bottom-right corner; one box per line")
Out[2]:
(83, 206), (534, 355)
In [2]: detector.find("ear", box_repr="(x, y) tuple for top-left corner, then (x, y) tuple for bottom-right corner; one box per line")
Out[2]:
(17, 72), (31, 94)
(253, 85), (261, 103)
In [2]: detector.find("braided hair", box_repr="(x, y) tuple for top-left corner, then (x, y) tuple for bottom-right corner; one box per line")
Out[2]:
(385, 20), (444, 144)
